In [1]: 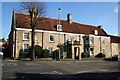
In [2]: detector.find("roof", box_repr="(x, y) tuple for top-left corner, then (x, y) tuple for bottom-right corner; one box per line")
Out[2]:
(110, 35), (120, 43)
(14, 12), (108, 36)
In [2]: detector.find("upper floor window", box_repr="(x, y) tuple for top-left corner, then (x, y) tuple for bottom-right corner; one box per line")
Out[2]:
(90, 37), (94, 45)
(94, 30), (98, 35)
(84, 36), (89, 44)
(49, 35), (54, 42)
(70, 36), (74, 44)
(70, 36), (74, 42)
(23, 32), (29, 40)
(78, 35), (81, 41)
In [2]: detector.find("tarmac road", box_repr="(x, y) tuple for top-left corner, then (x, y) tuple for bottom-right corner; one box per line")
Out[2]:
(2, 59), (120, 80)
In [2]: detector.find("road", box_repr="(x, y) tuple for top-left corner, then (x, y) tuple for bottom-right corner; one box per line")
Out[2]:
(2, 59), (120, 80)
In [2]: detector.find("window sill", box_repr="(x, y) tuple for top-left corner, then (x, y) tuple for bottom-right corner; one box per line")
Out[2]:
(23, 39), (29, 41)
(49, 41), (54, 43)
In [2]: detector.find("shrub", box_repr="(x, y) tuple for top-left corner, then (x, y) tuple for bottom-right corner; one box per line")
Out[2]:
(95, 53), (105, 58)
(43, 49), (49, 58)
(19, 49), (30, 58)
(28, 45), (43, 58)
(34, 45), (43, 58)
(81, 52), (90, 58)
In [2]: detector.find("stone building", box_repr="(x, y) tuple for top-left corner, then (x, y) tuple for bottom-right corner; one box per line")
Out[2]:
(8, 11), (120, 60)
(110, 35), (120, 56)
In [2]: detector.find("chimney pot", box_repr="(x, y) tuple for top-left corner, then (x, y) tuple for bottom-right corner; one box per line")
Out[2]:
(67, 13), (72, 23)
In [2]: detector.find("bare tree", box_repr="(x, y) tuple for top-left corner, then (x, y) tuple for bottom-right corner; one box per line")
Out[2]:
(20, 2), (46, 61)
(21, 2), (46, 16)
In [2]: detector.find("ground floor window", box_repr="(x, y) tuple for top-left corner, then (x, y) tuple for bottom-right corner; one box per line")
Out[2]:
(48, 47), (53, 57)
(23, 44), (29, 53)
(85, 48), (89, 52)
(90, 48), (94, 55)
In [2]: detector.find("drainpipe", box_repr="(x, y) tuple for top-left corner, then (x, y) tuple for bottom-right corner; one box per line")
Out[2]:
(14, 29), (17, 59)
(100, 37), (102, 53)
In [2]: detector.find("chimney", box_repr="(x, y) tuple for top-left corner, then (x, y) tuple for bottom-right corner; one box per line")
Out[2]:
(67, 13), (72, 23)
(98, 25), (103, 29)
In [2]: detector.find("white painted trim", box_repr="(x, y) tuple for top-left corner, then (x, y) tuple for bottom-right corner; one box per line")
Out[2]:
(15, 28), (32, 31)
(15, 28), (110, 38)
(15, 28), (85, 36)
(23, 32), (29, 41)
(49, 35), (55, 43)
(22, 43), (29, 54)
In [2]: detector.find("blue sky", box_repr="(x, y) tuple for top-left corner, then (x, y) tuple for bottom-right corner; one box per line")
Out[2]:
(1, 2), (118, 39)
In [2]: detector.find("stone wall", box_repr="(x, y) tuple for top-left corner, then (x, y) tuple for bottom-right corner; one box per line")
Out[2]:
(15, 29), (114, 59)
(111, 43), (120, 56)
(94, 36), (111, 58)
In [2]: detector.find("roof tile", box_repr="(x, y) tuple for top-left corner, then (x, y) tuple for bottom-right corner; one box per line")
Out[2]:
(15, 13), (108, 36)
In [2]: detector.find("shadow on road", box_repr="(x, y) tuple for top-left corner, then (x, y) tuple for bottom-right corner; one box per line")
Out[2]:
(3, 72), (120, 80)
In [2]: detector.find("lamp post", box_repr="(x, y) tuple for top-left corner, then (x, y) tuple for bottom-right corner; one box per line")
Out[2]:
(58, 8), (61, 60)
(29, 6), (38, 61)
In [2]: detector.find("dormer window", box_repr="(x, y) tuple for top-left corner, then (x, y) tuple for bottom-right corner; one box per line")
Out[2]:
(57, 25), (62, 31)
(94, 30), (98, 35)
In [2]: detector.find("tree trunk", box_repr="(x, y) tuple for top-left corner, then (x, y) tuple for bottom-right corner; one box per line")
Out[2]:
(31, 26), (35, 61)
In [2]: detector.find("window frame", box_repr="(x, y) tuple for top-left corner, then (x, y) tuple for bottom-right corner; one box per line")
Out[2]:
(57, 25), (62, 31)
(49, 35), (54, 42)
(23, 32), (29, 40)
(23, 43), (29, 54)
(90, 37), (94, 45)
(48, 47), (53, 56)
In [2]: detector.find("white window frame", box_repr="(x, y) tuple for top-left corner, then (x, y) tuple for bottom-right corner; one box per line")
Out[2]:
(48, 47), (53, 55)
(94, 30), (98, 35)
(70, 36), (74, 44)
(57, 25), (62, 31)
(90, 37), (94, 45)
(23, 43), (29, 54)
(23, 32), (29, 40)
(49, 35), (54, 42)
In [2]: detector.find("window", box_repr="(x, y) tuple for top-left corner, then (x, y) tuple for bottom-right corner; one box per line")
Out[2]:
(84, 36), (89, 44)
(23, 44), (29, 53)
(57, 25), (62, 31)
(102, 49), (105, 53)
(90, 37), (94, 45)
(78, 35), (81, 41)
(85, 48), (89, 52)
(49, 35), (54, 42)
(23, 32), (29, 40)
(70, 36), (74, 42)
(94, 30), (98, 35)
(24, 44), (29, 49)
(70, 36), (74, 44)
(48, 47), (53, 57)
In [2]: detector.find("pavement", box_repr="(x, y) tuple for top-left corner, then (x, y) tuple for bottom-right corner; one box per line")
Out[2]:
(1, 58), (120, 80)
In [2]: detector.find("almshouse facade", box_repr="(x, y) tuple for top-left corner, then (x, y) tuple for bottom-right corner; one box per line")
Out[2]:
(8, 11), (120, 60)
